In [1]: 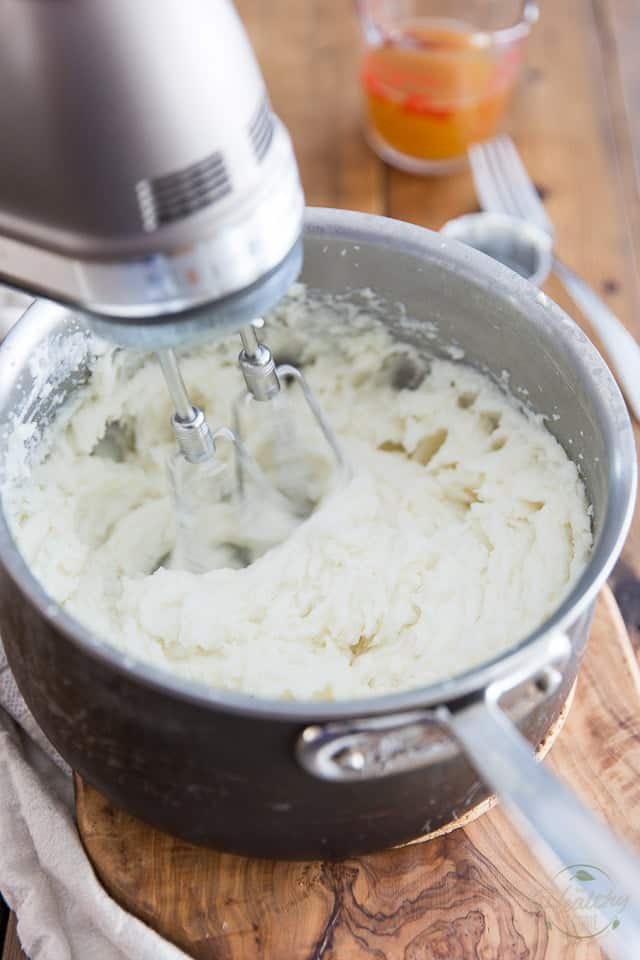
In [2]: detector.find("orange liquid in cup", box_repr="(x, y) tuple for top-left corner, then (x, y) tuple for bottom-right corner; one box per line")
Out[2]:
(362, 19), (522, 165)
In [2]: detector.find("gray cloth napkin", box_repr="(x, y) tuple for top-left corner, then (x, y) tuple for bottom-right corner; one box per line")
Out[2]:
(0, 639), (189, 960)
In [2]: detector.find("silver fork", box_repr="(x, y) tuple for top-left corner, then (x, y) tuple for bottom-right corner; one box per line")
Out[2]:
(469, 135), (640, 421)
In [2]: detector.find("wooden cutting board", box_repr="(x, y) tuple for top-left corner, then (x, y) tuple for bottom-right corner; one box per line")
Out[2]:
(75, 587), (640, 959)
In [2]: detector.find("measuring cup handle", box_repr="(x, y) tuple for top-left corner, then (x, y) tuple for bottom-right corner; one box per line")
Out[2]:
(443, 693), (640, 958)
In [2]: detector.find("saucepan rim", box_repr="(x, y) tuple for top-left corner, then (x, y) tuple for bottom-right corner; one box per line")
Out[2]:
(0, 207), (635, 721)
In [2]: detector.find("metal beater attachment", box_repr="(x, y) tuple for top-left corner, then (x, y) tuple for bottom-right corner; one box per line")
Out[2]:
(157, 349), (299, 573)
(157, 350), (215, 464)
(234, 320), (345, 513)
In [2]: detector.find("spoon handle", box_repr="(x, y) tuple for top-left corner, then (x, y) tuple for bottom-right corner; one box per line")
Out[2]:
(552, 256), (640, 421)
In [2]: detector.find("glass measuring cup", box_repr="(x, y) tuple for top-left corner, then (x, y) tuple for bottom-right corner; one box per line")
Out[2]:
(356, 1), (538, 174)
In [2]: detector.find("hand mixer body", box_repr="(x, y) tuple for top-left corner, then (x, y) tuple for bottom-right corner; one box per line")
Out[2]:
(0, 0), (304, 347)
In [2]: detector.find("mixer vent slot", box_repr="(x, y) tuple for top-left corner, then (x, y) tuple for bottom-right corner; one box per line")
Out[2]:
(249, 98), (274, 162)
(136, 152), (232, 231)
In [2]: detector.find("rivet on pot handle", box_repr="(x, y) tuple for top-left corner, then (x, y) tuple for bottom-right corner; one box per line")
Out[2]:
(297, 632), (640, 958)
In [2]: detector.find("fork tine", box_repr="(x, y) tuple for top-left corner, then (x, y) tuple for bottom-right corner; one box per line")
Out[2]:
(494, 136), (553, 233)
(470, 139), (522, 219)
(468, 137), (554, 236)
(468, 142), (509, 215)
(485, 138), (522, 216)
(489, 137), (530, 220)
(492, 136), (537, 220)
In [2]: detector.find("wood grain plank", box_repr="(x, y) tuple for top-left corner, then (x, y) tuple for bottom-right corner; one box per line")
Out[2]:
(76, 588), (637, 959)
(1, 915), (25, 960)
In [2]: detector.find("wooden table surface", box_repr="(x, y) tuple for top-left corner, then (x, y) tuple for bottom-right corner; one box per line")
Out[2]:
(2, 0), (640, 957)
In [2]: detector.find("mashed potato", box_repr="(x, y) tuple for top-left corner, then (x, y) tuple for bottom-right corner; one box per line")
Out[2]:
(6, 290), (592, 700)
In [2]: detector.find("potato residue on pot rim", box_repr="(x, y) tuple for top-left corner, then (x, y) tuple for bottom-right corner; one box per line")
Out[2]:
(5, 288), (593, 700)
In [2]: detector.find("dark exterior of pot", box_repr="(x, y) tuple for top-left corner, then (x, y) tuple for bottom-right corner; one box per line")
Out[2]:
(0, 209), (634, 859)
(0, 564), (592, 858)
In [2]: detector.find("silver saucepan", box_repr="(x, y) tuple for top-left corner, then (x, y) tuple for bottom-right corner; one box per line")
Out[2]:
(0, 208), (638, 953)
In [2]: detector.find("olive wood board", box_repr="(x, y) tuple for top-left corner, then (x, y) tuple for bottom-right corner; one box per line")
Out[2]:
(76, 587), (640, 959)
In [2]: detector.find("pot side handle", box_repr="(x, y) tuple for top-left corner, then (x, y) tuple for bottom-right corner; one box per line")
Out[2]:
(442, 687), (640, 959)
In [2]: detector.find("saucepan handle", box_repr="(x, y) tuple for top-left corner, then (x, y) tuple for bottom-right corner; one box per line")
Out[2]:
(443, 689), (640, 959)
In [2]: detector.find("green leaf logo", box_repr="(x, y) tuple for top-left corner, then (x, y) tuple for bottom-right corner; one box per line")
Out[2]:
(612, 918), (620, 930)
(573, 869), (595, 882)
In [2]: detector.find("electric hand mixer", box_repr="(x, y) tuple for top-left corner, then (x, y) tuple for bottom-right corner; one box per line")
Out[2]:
(0, 0), (344, 570)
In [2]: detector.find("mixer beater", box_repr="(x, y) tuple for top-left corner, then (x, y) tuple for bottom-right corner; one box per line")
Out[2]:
(237, 322), (344, 462)
(234, 320), (346, 510)
(157, 322), (345, 572)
